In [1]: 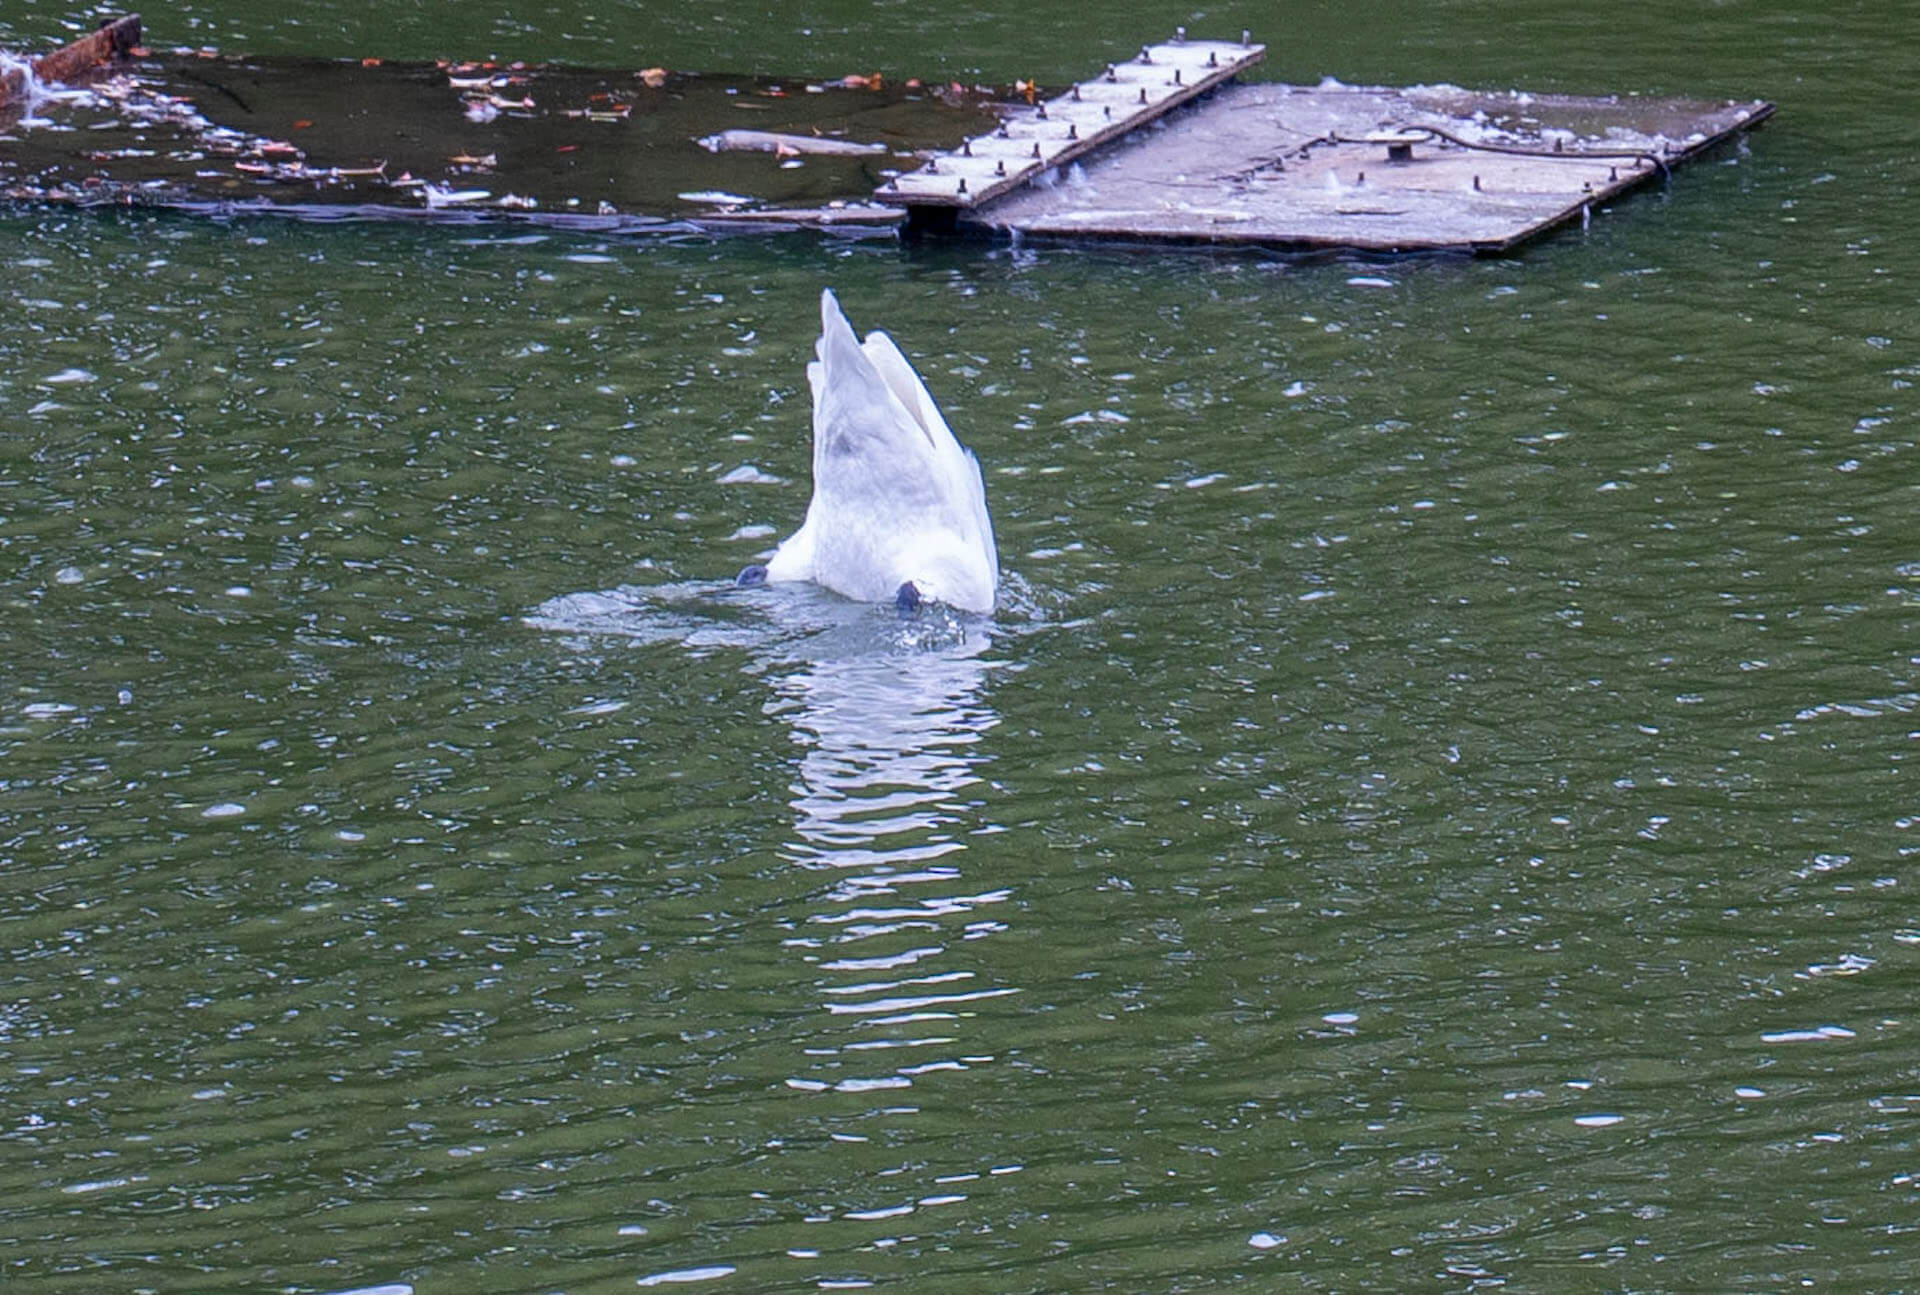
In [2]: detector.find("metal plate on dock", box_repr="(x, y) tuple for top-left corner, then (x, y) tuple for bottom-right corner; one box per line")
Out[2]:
(963, 80), (1774, 252)
(876, 33), (1265, 210)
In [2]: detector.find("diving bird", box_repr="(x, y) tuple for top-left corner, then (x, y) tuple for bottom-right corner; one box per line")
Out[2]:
(738, 289), (998, 612)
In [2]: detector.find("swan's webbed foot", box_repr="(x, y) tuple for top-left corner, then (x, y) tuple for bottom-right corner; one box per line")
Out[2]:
(895, 580), (923, 614)
(735, 563), (768, 588)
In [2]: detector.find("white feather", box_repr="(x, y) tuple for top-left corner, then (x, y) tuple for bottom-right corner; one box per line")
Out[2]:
(763, 289), (999, 612)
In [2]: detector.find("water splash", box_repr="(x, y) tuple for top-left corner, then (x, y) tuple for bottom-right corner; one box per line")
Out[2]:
(1, 51), (48, 115)
(1, 50), (95, 127)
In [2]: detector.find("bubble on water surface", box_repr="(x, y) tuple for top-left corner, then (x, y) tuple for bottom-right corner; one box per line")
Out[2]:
(717, 464), (784, 485)
(1761, 1025), (1855, 1043)
(21, 702), (77, 718)
(636, 1265), (737, 1286)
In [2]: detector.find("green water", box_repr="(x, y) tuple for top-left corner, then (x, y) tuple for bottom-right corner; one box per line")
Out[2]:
(3, 3), (1916, 1292)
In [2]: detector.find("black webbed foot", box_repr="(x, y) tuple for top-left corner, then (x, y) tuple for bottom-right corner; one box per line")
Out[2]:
(895, 580), (923, 614)
(735, 564), (768, 588)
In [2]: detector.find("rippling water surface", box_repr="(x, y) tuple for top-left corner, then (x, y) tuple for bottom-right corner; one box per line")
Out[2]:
(3, 2), (1916, 1291)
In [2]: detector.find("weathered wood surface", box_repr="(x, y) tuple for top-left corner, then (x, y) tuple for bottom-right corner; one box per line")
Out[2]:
(878, 32), (1264, 211)
(0, 14), (142, 110)
(965, 80), (1774, 252)
(34, 14), (143, 83)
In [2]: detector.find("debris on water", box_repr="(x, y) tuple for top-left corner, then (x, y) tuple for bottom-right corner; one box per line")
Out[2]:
(2, 26), (1765, 249)
(423, 183), (491, 208)
(678, 190), (757, 207)
(697, 128), (886, 156)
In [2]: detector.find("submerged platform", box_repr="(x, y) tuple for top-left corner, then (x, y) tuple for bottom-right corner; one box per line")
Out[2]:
(0, 17), (1772, 254)
(957, 80), (1773, 252)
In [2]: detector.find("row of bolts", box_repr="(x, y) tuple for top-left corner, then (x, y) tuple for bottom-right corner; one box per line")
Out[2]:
(905, 34), (1253, 193)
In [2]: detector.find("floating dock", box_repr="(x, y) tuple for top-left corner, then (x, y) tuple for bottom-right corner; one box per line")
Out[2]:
(937, 76), (1774, 252)
(1, 17), (1772, 254)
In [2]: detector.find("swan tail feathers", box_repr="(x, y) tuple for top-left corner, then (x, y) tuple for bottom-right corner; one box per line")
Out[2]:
(811, 289), (932, 471)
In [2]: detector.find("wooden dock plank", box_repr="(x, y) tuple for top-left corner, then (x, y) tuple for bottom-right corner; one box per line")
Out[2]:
(877, 33), (1265, 210)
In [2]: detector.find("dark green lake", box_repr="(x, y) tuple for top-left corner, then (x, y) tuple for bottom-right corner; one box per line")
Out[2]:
(3, 2), (1915, 1291)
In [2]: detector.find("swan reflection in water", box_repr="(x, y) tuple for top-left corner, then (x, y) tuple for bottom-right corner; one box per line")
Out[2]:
(527, 580), (1020, 1088)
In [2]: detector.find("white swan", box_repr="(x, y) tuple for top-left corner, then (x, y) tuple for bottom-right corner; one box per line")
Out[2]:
(741, 288), (998, 612)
